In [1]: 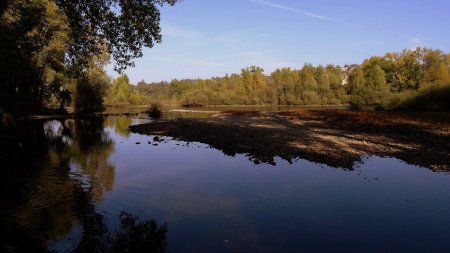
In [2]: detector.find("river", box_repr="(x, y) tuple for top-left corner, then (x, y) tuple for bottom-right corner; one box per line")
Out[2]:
(1, 109), (450, 252)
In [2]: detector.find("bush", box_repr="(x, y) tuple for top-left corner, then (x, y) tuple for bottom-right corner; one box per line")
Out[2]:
(148, 103), (162, 119)
(393, 84), (450, 111)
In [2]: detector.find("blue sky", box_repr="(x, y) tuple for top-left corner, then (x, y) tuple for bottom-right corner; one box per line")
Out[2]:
(107, 0), (450, 83)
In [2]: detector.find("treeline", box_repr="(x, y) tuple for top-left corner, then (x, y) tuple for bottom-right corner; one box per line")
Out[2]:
(137, 47), (450, 110)
(165, 65), (348, 106)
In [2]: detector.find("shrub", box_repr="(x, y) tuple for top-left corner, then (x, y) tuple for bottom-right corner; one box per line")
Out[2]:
(148, 102), (162, 119)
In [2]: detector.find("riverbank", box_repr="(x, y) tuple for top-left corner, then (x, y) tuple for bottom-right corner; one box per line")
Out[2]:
(29, 109), (149, 120)
(130, 110), (450, 171)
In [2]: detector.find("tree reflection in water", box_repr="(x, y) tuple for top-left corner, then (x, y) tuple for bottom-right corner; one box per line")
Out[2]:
(104, 116), (132, 138)
(0, 117), (167, 252)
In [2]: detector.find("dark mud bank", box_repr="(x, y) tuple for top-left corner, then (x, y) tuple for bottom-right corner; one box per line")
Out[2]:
(130, 110), (450, 171)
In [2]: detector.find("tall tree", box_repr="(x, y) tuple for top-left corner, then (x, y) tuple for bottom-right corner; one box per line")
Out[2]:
(347, 66), (367, 104)
(1, 0), (177, 114)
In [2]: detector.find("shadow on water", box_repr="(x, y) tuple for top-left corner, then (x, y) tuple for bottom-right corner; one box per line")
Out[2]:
(130, 110), (450, 171)
(0, 117), (167, 252)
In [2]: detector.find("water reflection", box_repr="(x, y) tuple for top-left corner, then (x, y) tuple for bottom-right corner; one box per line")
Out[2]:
(105, 131), (450, 253)
(0, 117), (167, 252)
(104, 116), (132, 138)
(2, 114), (450, 252)
(75, 211), (167, 253)
(43, 118), (116, 201)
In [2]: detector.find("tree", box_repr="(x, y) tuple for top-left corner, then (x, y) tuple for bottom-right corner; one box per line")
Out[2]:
(365, 65), (389, 104)
(315, 65), (330, 99)
(0, 0), (61, 113)
(72, 44), (111, 113)
(271, 68), (297, 105)
(108, 75), (131, 105)
(347, 67), (367, 105)
(5, 0), (178, 72)
(421, 61), (450, 88)
(133, 48), (449, 109)
(1, 0), (177, 115)
(73, 76), (106, 113)
(366, 65), (387, 89)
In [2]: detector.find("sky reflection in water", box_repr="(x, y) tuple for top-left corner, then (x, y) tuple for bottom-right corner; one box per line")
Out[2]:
(2, 115), (450, 253)
(101, 116), (450, 252)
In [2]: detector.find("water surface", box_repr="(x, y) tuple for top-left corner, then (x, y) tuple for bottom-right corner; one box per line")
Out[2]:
(2, 114), (450, 252)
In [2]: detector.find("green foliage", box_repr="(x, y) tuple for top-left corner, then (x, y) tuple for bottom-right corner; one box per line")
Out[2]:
(135, 47), (449, 111)
(105, 75), (154, 106)
(347, 64), (390, 105)
(0, 0), (69, 113)
(55, 0), (177, 72)
(394, 84), (450, 111)
(2, 0), (448, 115)
(136, 80), (169, 98)
(108, 75), (131, 105)
(140, 64), (347, 107)
(362, 48), (450, 92)
(73, 63), (110, 113)
(1, 0), (176, 115)
(73, 76), (106, 114)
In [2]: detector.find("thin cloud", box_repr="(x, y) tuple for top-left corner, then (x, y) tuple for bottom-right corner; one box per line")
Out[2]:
(407, 38), (449, 51)
(250, 0), (362, 27)
(213, 51), (268, 60)
(304, 12), (333, 21)
(162, 23), (206, 39)
(152, 55), (223, 67)
(409, 38), (429, 49)
(252, 0), (300, 12)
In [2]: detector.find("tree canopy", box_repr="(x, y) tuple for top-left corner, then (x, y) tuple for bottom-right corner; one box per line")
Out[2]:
(0, 0), (177, 114)
(136, 48), (450, 110)
(54, 0), (177, 72)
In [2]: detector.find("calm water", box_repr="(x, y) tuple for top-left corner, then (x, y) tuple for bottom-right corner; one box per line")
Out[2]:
(1, 113), (450, 252)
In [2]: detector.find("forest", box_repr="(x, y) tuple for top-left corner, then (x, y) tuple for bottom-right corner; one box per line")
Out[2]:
(23, 46), (450, 112)
(134, 47), (450, 110)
